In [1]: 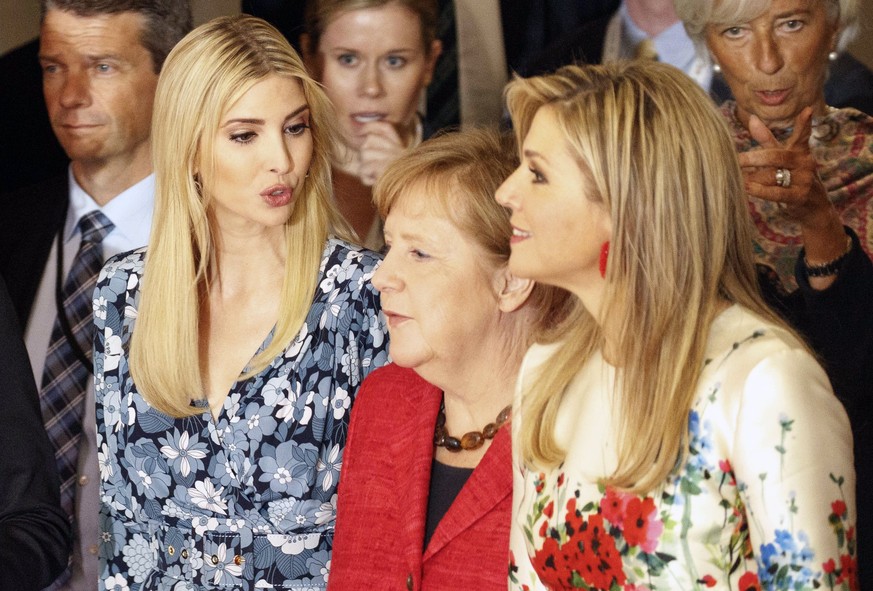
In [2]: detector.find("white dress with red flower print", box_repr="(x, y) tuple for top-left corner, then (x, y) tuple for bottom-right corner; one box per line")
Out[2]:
(509, 305), (858, 591)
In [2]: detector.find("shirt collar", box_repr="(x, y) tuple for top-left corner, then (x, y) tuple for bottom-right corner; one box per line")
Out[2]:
(64, 168), (155, 247)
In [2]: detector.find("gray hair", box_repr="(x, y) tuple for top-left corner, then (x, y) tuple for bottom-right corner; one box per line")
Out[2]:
(673, 0), (858, 52)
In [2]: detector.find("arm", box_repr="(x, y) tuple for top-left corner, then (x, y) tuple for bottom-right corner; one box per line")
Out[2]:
(732, 348), (856, 589)
(0, 275), (71, 589)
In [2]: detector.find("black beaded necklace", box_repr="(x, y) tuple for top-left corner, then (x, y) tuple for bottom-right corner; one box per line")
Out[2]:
(433, 399), (512, 452)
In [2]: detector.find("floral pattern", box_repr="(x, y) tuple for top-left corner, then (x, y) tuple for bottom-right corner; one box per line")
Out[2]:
(509, 305), (857, 590)
(94, 239), (389, 590)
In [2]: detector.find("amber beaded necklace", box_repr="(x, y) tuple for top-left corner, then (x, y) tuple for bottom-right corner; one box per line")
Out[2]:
(433, 399), (512, 452)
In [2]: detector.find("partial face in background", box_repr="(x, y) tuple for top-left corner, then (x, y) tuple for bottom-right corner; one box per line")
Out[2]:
(310, 2), (440, 149)
(207, 75), (313, 231)
(372, 189), (503, 382)
(39, 9), (159, 167)
(705, 0), (838, 129)
(496, 106), (612, 295)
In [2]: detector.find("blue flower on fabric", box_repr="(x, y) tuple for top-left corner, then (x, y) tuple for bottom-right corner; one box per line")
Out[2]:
(159, 429), (208, 478)
(258, 440), (319, 496)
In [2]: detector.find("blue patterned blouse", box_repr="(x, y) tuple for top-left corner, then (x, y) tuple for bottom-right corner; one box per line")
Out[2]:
(93, 239), (388, 590)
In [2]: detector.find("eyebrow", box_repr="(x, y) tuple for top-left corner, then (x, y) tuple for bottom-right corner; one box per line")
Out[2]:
(222, 104), (310, 127)
(523, 148), (547, 162)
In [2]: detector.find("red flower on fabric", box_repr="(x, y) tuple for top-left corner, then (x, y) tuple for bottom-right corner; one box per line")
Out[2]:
(737, 571), (761, 591)
(600, 487), (631, 527)
(847, 526), (856, 542)
(718, 459), (736, 485)
(837, 553), (858, 590)
(622, 497), (663, 553)
(832, 500), (848, 518)
(544, 500), (555, 519)
(823, 558), (836, 574)
(698, 574), (716, 587)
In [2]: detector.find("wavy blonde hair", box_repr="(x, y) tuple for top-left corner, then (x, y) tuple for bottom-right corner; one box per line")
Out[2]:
(508, 61), (795, 493)
(130, 15), (346, 417)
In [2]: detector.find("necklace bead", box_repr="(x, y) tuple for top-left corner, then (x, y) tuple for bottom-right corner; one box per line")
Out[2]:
(434, 399), (512, 453)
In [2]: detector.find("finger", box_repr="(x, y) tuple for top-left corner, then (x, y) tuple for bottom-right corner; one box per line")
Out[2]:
(744, 179), (807, 204)
(742, 166), (813, 188)
(785, 106), (813, 150)
(747, 114), (780, 149)
(358, 120), (404, 142)
(738, 149), (804, 169)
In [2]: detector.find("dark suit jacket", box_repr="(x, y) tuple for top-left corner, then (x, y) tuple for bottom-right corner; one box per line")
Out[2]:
(0, 275), (71, 590)
(329, 364), (512, 590)
(0, 174), (69, 326)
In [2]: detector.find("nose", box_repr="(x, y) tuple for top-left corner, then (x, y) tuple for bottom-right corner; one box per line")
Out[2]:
(359, 62), (384, 98)
(58, 69), (91, 109)
(371, 247), (401, 294)
(495, 167), (520, 210)
(270, 135), (294, 176)
(752, 30), (785, 75)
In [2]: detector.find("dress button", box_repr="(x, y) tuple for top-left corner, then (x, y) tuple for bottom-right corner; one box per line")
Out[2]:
(88, 544), (98, 556)
(167, 545), (175, 556)
(211, 554), (220, 565)
(406, 573), (413, 590)
(180, 549), (189, 560)
(233, 555), (244, 566)
(78, 475), (88, 486)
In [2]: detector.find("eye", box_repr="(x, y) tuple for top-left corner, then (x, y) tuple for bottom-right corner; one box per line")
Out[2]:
(780, 19), (805, 32)
(41, 63), (59, 74)
(721, 26), (746, 39)
(230, 131), (256, 144)
(385, 55), (407, 69)
(410, 248), (430, 260)
(338, 53), (358, 67)
(95, 63), (113, 73)
(529, 166), (546, 184)
(285, 122), (310, 137)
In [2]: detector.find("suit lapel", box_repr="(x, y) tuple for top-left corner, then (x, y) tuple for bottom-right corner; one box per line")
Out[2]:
(423, 423), (512, 560)
(390, 374), (442, 571)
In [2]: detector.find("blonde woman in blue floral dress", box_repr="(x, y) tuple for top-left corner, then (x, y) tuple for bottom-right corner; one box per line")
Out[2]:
(92, 16), (388, 590)
(495, 61), (857, 590)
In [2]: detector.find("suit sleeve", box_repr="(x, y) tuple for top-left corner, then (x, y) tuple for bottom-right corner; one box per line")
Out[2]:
(0, 275), (72, 590)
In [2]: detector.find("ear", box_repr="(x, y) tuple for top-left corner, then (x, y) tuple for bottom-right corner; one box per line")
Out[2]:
(495, 266), (535, 313)
(422, 39), (443, 87)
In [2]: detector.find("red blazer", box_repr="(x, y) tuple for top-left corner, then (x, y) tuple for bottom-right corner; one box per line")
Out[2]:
(329, 363), (512, 590)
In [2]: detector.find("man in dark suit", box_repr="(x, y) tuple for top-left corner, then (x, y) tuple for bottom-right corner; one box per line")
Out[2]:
(0, 1), (191, 588)
(0, 275), (71, 590)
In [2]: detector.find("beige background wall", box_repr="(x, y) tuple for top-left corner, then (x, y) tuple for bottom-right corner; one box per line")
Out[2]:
(1, 1), (872, 72)
(0, 0), (241, 54)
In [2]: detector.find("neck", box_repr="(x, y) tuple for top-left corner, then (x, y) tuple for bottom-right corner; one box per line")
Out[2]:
(71, 146), (153, 206)
(624, 0), (680, 37)
(209, 222), (287, 298)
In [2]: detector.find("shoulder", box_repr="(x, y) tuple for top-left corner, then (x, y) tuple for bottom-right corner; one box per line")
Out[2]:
(315, 238), (382, 296)
(98, 247), (147, 286)
(355, 364), (436, 416)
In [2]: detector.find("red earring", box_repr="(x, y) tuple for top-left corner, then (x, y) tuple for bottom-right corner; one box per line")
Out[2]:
(599, 241), (610, 279)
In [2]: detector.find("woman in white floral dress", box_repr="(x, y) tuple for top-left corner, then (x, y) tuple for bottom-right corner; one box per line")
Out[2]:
(495, 61), (857, 590)
(93, 16), (388, 590)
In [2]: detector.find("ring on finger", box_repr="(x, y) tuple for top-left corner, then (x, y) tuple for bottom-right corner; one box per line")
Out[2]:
(775, 167), (792, 188)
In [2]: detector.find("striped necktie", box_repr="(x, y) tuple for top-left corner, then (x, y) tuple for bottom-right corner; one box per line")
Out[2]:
(40, 210), (114, 519)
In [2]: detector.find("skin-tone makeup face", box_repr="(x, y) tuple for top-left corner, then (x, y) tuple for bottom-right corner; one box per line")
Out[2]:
(705, 0), (838, 130)
(207, 75), (313, 235)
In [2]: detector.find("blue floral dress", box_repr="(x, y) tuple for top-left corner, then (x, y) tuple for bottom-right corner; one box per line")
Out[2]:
(94, 239), (389, 590)
(509, 305), (857, 591)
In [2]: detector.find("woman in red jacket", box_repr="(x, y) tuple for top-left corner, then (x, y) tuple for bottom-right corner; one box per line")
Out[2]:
(328, 128), (569, 590)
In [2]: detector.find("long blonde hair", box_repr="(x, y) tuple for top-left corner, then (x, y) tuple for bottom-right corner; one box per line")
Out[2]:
(509, 61), (794, 493)
(131, 15), (345, 417)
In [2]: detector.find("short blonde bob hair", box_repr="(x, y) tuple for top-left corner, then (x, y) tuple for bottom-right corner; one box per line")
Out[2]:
(507, 61), (795, 493)
(674, 0), (858, 51)
(374, 127), (571, 352)
(131, 15), (345, 417)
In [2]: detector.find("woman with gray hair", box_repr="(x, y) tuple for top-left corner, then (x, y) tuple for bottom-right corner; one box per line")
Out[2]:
(674, 0), (873, 582)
